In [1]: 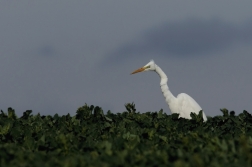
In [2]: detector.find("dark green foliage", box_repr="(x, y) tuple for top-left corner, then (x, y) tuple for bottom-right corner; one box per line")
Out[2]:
(1, 104), (252, 167)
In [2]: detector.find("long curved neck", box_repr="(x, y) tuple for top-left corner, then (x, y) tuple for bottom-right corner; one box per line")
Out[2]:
(155, 64), (175, 105)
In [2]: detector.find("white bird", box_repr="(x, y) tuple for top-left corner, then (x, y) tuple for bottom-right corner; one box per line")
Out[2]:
(131, 60), (207, 121)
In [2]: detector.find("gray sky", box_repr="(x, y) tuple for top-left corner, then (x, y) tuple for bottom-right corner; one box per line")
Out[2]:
(1, 1), (252, 117)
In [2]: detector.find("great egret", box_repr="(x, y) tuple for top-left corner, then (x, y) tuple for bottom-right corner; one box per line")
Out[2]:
(131, 60), (207, 121)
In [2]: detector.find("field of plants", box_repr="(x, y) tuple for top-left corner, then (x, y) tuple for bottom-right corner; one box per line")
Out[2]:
(1, 103), (252, 167)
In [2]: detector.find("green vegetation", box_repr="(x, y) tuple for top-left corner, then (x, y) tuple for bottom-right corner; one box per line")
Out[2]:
(1, 103), (252, 167)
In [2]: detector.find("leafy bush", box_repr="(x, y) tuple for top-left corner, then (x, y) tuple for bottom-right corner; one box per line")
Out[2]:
(1, 104), (252, 167)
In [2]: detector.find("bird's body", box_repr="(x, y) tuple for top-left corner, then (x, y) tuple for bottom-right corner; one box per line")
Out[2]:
(131, 60), (207, 121)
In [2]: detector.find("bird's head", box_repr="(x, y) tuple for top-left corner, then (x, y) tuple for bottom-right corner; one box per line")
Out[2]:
(131, 60), (156, 74)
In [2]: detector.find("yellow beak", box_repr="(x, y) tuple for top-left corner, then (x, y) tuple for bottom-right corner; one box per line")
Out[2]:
(131, 67), (146, 74)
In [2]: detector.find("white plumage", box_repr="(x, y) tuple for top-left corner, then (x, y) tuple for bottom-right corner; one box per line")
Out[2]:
(131, 60), (207, 121)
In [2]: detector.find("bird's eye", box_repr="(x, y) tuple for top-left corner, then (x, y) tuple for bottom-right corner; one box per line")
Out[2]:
(146, 65), (150, 68)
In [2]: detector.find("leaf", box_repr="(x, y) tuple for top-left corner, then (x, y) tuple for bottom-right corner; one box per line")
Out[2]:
(124, 102), (136, 113)
(158, 109), (164, 119)
(220, 108), (229, 117)
(21, 110), (33, 119)
(159, 135), (167, 143)
(7, 108), (17, 120)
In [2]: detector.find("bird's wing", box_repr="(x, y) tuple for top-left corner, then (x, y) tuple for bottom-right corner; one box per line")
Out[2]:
(176, 93), (204, 119)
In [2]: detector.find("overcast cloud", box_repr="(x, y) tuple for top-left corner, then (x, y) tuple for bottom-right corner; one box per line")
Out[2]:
(1, 1), (252, 117)
(108, 18), (252, 60)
